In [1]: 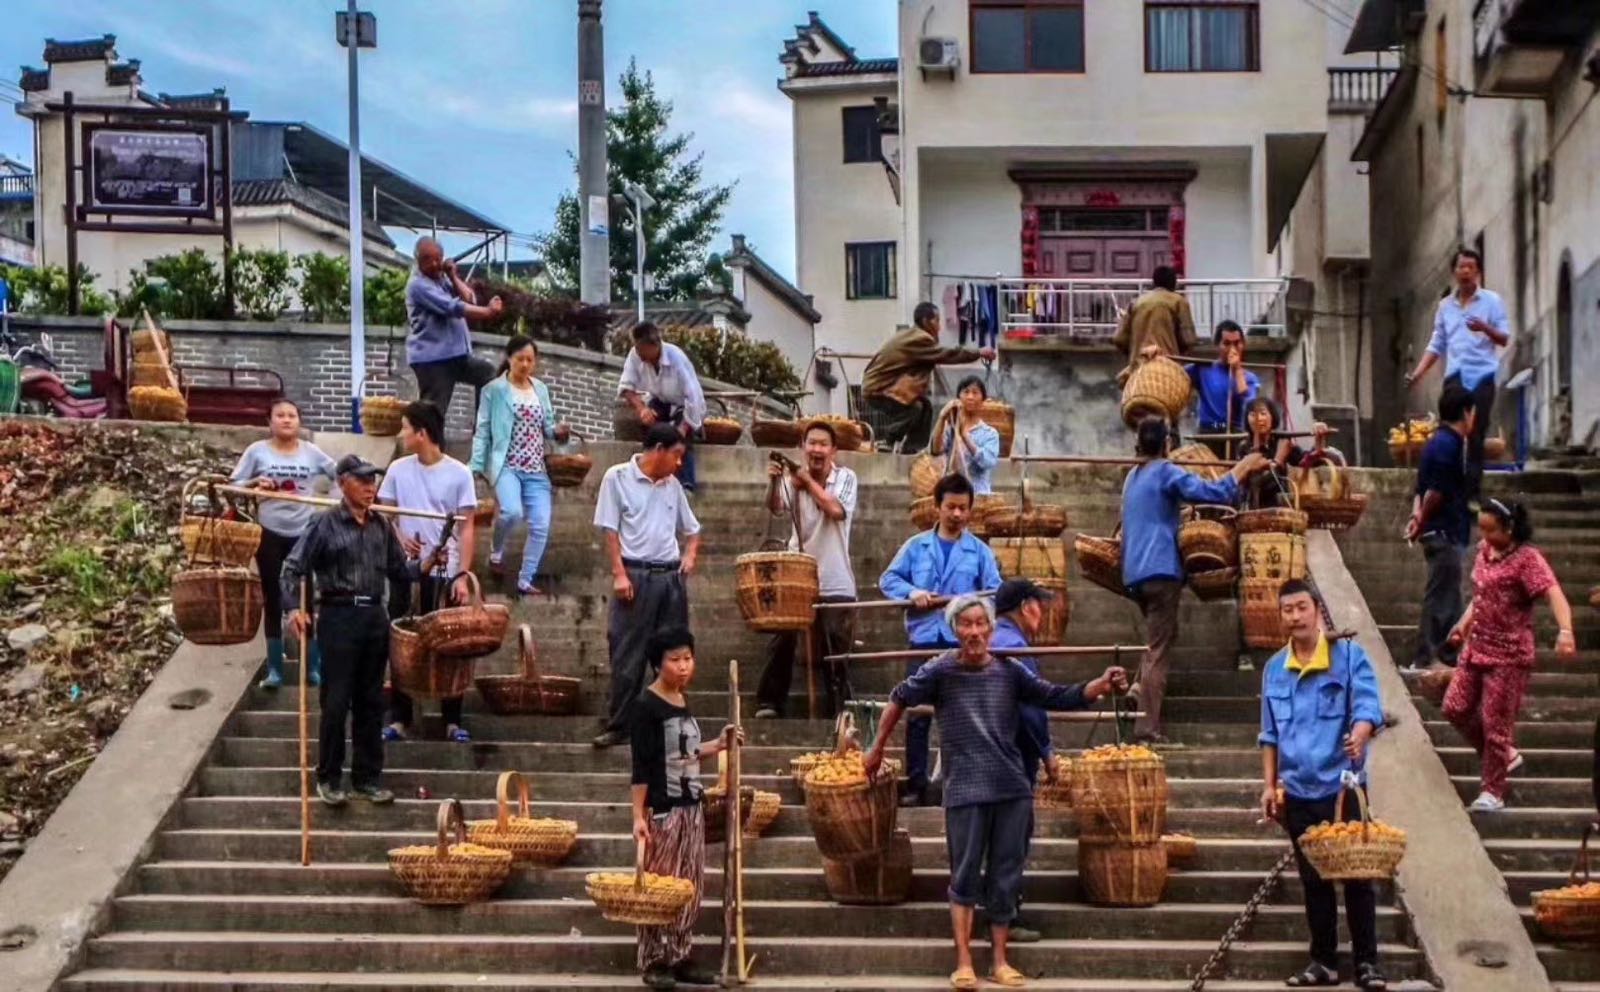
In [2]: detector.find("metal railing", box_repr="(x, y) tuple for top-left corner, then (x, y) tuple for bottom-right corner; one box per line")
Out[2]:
(1327, 67), (1399, 112)
(989, 277), (1291, 345)
(0, 175), (35, 198)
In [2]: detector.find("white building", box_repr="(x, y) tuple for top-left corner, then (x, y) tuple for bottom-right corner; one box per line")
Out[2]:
(782, 5), (1381, 452)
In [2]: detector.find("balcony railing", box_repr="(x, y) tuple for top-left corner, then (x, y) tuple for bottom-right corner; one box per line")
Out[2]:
(1328, 67), (1399, 113)
(0, 175), (36, 199)
(989, 277), (1291, 346)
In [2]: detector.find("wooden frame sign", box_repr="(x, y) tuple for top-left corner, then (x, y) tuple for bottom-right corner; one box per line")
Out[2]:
(82, 123), (213, 217)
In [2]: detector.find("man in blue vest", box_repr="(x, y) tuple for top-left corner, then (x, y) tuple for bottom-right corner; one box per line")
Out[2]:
(880, 473), (1003, 806)
(1259, 579), (1386, 991)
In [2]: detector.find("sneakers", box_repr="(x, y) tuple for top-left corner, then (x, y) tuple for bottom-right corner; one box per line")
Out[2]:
(316, 781), (347, 807)
(258, 668), (283, 690)
(592, 729), (628, 749)
(753, 707), (779, 719)
(671, 960), (718, 987)
(351, 784), (395, 805)
(1468, 791), (1506, 812)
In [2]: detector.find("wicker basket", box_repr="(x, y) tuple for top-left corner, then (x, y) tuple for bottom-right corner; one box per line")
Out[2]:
(1179, 505), (1238, 573)
(1076, 533), (1128, 598)
(701, 416), (744, 446)
(803, 763), (900, 862)
(130, 322), (171, 359)
(909, 496), (939, 531)
(745, 789), (782, 838)
(475, 624), (581, 716)
(1034, 576), (1070, 646)
(466, 771), (579, 867)
(813, 415), (870, 451)
(909, 453), (941, 500)
(703, 785), (756, 846)
(1163, 832), (1198, 867)
(735, 551), (819, 633)
(980, 400), (1016, 457)
(546, 434), (594, 488)
(1240, 579), (1286, 649)
(388, 799), (513, 905)
(416, 573), (510, 660)
(1239, 532), (1307, 583)
(1069, 750), (1169, 844)
(129, 385), (187, 423)
(984, 503), (1069, 539)
(472, 474), (498, 527)
(360, 387), (406, 437)
(587, 838), (696, 926)
(1297, 784), (1407, 881)
(1171, 442), (1228, 482)
(1533, 825), (1600, 942)
(180, 478), (263, 567)
(1236, 483), (1308, 536)
(131, 358), (177, 389)
(1298, 465), (1368, 531)
(822, 829), (912, 905)
(1120, 356), (1191, 428)
(172, 568), (263, 646)
(1187, 567), (1239, 603)
(751, 418), (805, 448)
(990, 536), (1068, 579)
(967, 493), (1011, 540)
(790, 751), (831, 789)
(1079, 841), (1168, 907)
(390, 617), (475, 700)
(1034, 754), (1073, 811)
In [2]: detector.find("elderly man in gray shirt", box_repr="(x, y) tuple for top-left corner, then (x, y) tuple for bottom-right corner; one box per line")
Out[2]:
(405, 236), (505, 428)
(590, 422), (702, 748)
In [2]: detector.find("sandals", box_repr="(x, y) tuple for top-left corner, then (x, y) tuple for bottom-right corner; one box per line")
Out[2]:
(447, 725), (472, 744)
(382, 724), (407, 743)
(949, 966), (978, 991)
(1285, 962), (1339, 987)
(1356, 962), (1388, 990)
(991, 964), (1027, 987)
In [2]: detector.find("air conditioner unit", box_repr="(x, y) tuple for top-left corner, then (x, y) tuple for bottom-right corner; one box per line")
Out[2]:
(918, 37), (959, 76)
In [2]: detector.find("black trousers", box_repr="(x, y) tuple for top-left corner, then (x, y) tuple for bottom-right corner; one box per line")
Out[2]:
(1416, 534), (1465, 667)
(1285, 792), (1379, 971)
(412, 353), (496, 434)
(755, 594), (855, 717)
(865, 394), (933, 452)
(605, 565), (690, 733)
(315, 604), (390, 789)
(1446, 373), (1495, 503)
(387, 575), (464, 728)
(255, 527), (300, 640)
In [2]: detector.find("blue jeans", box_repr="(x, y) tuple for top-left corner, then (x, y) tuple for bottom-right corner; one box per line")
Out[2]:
(491, 469), (553, 588)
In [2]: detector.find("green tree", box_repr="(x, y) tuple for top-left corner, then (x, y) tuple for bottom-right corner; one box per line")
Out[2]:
(295, 253), (351, 323)
(232, 248), (295, 320)
(538, 59), (735, 302)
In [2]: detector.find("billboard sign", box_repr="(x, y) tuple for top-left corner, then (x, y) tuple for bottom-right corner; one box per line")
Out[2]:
(84, 126), (212, 216)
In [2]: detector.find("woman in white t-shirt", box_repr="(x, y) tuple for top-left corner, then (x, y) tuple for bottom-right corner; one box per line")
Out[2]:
(469, 336), (571, 596)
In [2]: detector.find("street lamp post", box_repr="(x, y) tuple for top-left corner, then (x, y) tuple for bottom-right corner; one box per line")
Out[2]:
(621, 182), (655, 324)
(338, 2), (376, 432)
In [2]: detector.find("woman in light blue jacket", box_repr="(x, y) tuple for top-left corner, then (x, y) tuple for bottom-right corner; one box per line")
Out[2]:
(470, 335), (570, 596)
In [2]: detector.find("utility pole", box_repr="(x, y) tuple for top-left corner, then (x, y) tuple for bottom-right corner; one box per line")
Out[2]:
(577, 0), (610, 305)
(338, 1), (376, 431)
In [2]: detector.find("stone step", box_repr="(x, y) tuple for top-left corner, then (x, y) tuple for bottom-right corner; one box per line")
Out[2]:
(1456, 809), (1600, 842)
(1426, 720), (1596, 749)
(80, 932), (1425, 980)
(1489, 838), (1600, 872)
(107, 894), (1408, 942)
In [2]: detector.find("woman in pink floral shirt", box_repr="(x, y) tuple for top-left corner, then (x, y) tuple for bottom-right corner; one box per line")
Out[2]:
(1442, 498), (1577, 811)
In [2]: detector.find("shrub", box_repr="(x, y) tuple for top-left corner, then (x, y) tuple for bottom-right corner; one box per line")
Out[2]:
(2, 264), (112, 316)
(364, 266), (408, 327)
(295, 252), (350, 323)
(122, 249), (231, 320)
(231, 248), (294, 320)
(608, 322), (799, 396)
(468, 278), (610, 351)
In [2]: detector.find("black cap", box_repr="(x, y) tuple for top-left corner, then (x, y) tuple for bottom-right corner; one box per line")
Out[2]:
(335, 454), (383, 480)
(993, 578), (1054, 616)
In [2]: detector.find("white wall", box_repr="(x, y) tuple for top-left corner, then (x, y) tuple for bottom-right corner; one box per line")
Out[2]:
(732, 266), (816, 404)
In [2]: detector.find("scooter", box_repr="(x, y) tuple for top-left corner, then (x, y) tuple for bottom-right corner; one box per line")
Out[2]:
(18, 365), (107, 418)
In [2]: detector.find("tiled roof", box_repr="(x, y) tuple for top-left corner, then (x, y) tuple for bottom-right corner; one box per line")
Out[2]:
(231, 179), (395, 248)
(156, 89), (227, 110)
(43, 36), (116, 64)
(725, 234), (820, 324)
(105, 60), (141, 86)
(792, 57), (899, 78)
(607, 297), (750, 338)
(19, 67), (48, 92)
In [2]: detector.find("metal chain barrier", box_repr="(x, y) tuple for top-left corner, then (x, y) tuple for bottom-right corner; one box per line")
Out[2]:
(1188, 850), (1296, 991)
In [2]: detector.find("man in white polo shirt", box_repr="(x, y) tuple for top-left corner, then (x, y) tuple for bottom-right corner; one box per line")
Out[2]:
(754, 420), (859, 719)
(591, 422), (702, 748)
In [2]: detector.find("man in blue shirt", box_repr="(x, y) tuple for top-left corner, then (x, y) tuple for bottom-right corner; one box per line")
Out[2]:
(880, 473), (1003, 805)
(1259, 580), (1385, 991)
(1403, 384), (1476, 671)
(1404, 248), (1508, 503)
(405, 237), (505, 430)
(1188, 319), (1258, 459)
(1122, 417), (1268, 743)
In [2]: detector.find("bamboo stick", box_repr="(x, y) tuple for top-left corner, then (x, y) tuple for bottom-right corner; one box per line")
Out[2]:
(822, 645), (1147, 663)
(813, 590), (1000, 611)
(297, 577), (311, 867)
(216, 483), (464, 522)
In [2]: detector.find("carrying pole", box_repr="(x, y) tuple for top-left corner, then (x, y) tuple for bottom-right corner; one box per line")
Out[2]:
(721, 659), (749, 983)
(216, 484), (463, 523)
(297, 577), (312, 866)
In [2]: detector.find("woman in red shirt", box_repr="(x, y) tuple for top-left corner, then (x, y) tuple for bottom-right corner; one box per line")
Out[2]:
(1442, 499), (1577, 811)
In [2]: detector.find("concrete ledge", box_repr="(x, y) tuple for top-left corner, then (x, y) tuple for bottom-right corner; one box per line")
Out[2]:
(0, 635), (263, 992)
(1308, 530), (1553, 992)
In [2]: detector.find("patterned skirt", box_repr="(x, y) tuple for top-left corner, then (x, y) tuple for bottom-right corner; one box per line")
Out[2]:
(637, 802), (706, 971)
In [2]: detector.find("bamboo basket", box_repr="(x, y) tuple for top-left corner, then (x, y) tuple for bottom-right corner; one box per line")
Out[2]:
(813, 415), (870, 451)
(171, 568), (263, 646)
(131, 357), (177, 389)
(1034, 754), (1073, 812)
(1068, 749), (1169, 844)
(701, 416), (744, 446)
(1163, 832), (1198, 867)
(546, 433), (594, 489)
(475, 625), (581, 716)
(735, 551), (819, 633)
(360, 385), (406, 437)
(968, 493), (1011, 540)
(1240, 579), (1286, 648)
(703, 785), (756, 846)
(1297, 783), (1407, 881)
(751, 418), (805, 448)
(472, 474), (498, 527)
(980, 400), (1016, 457)
(1239, 532), (1307, 583)
(465, 771), (579, 867)
(1179, 505), (1238, 573)
(1120, 356), (1191, 428)
(1187, 567), (1239, 603)
(390, 616), (476, 699)
(822, 829), (912, 905)
(130, 321), (171, 359)
(1079, 841), (1169, 907)
(744, 789), (782, 839)
(990, 536), (1068, 579)
(180, 478), (262, 567)
(389, 799), (513, 905)
(909, 453), (941, 499)
(1076, 533), (1128, 598)
(984, 503), (1068, 539)
(909, 496), (938, 531)
(1298, 464), (1368, 531)
(1533, 825), (1600, 942)
(1237, 482), (1308, 536)
(790, 751), (831, 789)
(1172, 442), (1227, 482)
(586, 838), (695, 926)
(804, 771), (899, 862)
(416, 573), (510, 660)
(128, 385), (187, 423)
(1034, 576), (1071, 646)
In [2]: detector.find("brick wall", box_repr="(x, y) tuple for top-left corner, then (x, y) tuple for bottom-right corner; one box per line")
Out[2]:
(8, 315), (787, 437)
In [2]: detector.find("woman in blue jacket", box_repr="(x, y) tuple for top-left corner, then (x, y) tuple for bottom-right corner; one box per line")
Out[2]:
(930, 375), (1001, 495)
(470, 336), (570, 596)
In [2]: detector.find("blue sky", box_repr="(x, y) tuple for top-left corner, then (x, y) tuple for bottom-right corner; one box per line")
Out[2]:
(1, 0), (898, 281)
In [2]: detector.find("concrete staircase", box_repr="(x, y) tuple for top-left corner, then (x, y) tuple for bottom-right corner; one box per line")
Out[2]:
(59, 451), (1433, 990)
(1340, 471), (1600, 992)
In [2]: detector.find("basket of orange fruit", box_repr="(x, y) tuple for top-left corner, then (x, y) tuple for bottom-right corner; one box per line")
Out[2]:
(1297, 783), (1407, 881)
(1533, 824), (1600, 942)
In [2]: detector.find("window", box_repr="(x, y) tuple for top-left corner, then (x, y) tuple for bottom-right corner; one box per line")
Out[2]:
(971, 0), (1085, 74)
(842, 106), (882, 164)
(845, 242), (897, 300)
(1146, 2), (1259, 72)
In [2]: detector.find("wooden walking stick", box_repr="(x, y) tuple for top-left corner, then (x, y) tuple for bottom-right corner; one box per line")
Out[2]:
(297, 576), (312, 866)
(720, 659), (750, 984)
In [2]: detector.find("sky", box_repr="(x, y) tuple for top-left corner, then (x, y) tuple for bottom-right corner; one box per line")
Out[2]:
(0, 0), (899, 281)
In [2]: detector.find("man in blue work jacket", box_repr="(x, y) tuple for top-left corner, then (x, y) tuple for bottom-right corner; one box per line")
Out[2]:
(880, 472), (1003, 806)
(1259, 580), (1386, 991)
